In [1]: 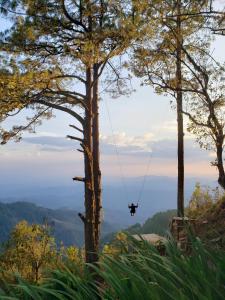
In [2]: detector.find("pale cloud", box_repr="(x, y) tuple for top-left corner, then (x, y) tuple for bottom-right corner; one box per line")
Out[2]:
(100, 132), (154, 151)
(99, 132), (216, 178)
(0, 131), (217, 180)
(35, 131), (64, 138)
(7, 132), (213, 163)
(151, 118), (197, 141)
(23, 136), (72, 150)
(159, 120), (177, 134)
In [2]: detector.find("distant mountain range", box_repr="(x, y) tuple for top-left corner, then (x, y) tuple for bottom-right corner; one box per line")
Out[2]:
(0, 200), (177, 249)
(0, 202), (121, 247)
(0, 176), (216, 223)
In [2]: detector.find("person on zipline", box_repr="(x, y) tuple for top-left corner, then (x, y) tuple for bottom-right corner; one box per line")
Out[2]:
(128, 203), (138, 216)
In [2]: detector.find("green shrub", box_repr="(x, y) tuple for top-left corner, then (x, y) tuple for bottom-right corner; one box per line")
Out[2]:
(0, 236), (225, 300)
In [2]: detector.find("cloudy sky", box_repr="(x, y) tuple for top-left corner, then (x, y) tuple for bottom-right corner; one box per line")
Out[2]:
(0, 6), (224, 193)
(0, 79), (220, 188)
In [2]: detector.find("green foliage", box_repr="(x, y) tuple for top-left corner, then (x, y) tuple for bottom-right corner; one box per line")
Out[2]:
(184, 61), (225, 152)
(187, 184), (225, 248)
(132, 0), (212, 98)
(187, 183), (221, 218)
(0, 236), (225, 299)
(0, 0), (145, 143)
(0, 58), (58, 143)
(102, 209), (176, 246)
(141, 210), (176, 236)
(102, 232), (128, 257)
(60, 245), (84, 272)
(0, 221), (57, 283)
(0, 219), (88, 284)
(125, 210), (176, 236)
(0, 201), (116, 248)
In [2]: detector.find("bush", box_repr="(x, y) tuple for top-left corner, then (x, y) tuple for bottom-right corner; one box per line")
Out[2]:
(0, 236), (225, 300)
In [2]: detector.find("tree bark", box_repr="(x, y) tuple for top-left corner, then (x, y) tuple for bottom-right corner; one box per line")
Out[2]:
(83, 66), (98, 263)
(92, 63), (102, 251)
(216, 136), (225, 189)
(176, 0), (184, 217)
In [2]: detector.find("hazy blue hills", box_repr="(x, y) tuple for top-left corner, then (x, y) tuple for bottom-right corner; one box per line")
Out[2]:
(0, 202), (119, 247)
(0, 176), (215, 222)
(0, 176), (216, 243)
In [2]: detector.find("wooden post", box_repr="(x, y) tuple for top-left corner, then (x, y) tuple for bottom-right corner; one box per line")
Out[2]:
(170, 217), (196, 251)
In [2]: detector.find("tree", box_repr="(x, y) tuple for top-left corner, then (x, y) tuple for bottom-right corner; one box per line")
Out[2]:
(132, 0), (211, 217)
(181, 53), (225, 190)
(161, 0), (225, 37)
(212, 13), (225, 36)
(0, 58), (55, 143)
(0, 0), (143, 264)
(102, 232), (128, 257)
(188, 183), (212, 215)
(0, 220), (57, 282)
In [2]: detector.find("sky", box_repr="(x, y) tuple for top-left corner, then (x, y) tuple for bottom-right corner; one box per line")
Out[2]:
(0, 4), (224, 197)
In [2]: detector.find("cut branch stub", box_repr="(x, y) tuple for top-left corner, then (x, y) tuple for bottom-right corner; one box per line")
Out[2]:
(69, 124), (83, 133)
(67, 135), (83, 143)
(73, 176), (85, 182)
(78, 213), (86, 223)
(77, 148), (84, 153)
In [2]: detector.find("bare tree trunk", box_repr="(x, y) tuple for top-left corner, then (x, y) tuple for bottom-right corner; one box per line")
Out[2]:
(82, 66), (98, 263)
(216, 136), (225, 189)
(92, 63), (102, 251)
(176, 0), (184, 217)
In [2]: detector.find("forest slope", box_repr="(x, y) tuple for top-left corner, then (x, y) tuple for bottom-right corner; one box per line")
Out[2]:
(0, 202), (116, 247)
(101, 209), (176, 244)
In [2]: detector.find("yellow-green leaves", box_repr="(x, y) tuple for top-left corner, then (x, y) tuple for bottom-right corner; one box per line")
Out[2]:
(0, 220), (57, 283)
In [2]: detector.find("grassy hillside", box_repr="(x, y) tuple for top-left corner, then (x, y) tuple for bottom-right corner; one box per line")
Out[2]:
(186, 184), (225, 248)
(0, 201), (116, 247)
(101, 209), (176, 245)
(192, 196), (225, 247)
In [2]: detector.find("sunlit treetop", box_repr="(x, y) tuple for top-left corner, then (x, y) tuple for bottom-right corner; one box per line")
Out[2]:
(0, 0), (149, 144)
(2, 0), (148, 65)
(132, 0), (213, 97)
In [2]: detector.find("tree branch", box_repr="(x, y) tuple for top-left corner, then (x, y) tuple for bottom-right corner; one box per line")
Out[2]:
(34, 99), (84, 125)
(52, 74), (86, 84)
(182, 110), (211, 128)
(1, 108), (50, 145)
(44, 89), (88, 110)
(67, 135), (83, 143)
(61, 0), (88, 32)
(78, 212), (86, 223)
(69, 124), (83, 133)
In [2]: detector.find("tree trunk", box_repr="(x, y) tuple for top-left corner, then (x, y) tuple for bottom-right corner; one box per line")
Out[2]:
(176, 0), (184, 217)
(216, 137), (225, 189)
(92, 63), (102, 251)
(83, 66), (98, 263)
